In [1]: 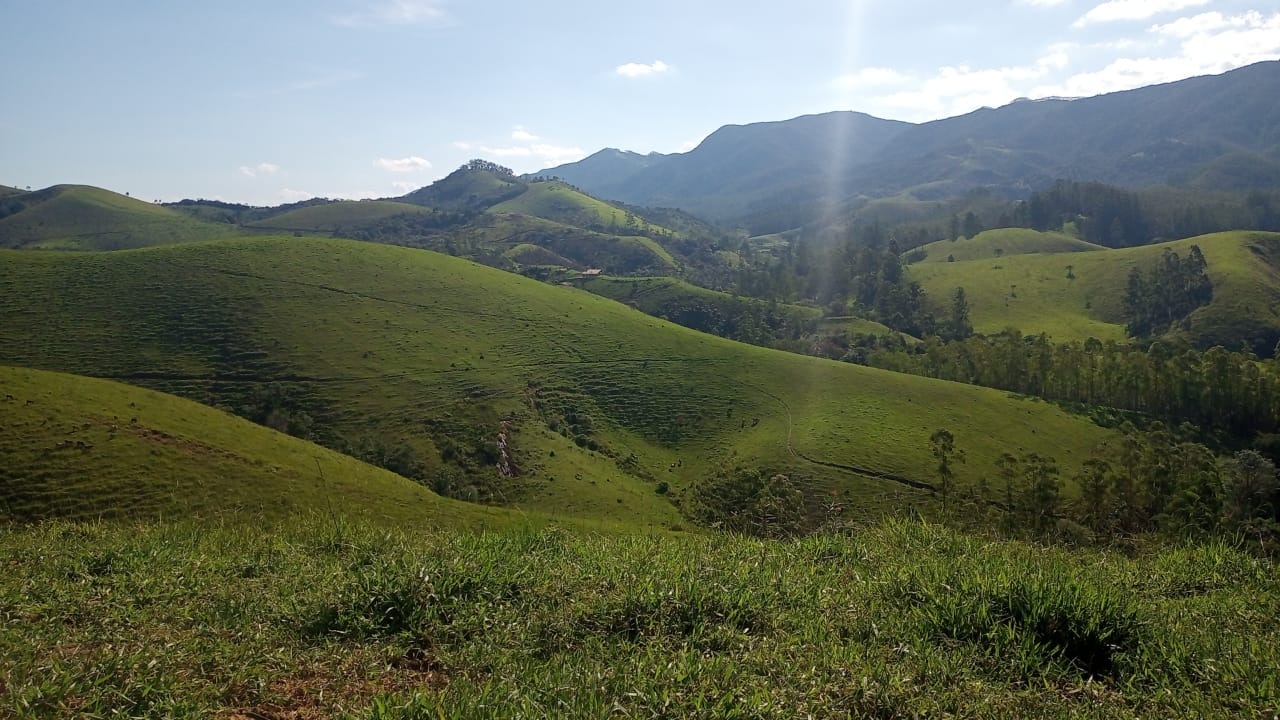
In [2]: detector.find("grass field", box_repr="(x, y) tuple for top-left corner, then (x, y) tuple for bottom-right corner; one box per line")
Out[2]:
(0, 365), (521, 528)
(3, 517), (1275, 718)
(0, 185), (237, 250)
(909, 231), (1280, 347)
(0, 237), (1117, 525)
(249, 200), (435, 232)
(913, 228), (1106, 264)
(578, 275), (820, 323)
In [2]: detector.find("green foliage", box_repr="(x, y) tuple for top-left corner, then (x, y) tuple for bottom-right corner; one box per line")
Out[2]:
(1124, 246), (1213, 338)
(686, 467), (809, 538)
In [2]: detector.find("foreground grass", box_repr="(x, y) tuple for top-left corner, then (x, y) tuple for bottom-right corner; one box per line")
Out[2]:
(2, 518), (1276, 718)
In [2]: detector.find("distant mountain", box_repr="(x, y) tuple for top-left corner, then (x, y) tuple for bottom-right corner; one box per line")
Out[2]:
(539, 62), (1280, 226)
(542, 112), (911, 221)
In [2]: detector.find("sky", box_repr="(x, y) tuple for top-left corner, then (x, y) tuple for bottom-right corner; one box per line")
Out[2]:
(2, 0), (1278, 205)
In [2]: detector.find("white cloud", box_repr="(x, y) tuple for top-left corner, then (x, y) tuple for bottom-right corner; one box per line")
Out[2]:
(451, 141), (473, 151)
(872, 51), (1070, 121)
(1036, 11), (1280, 97)
(678, 139), (700, 153)
(375, 156), (432, 173)
(334, 0), (447, 27)
(280, 188), (315, 201)
(1021, 0), (1071, 6)
(239, 162), (280, 178)
(832, 66), (911, 91)
(511, 125), (540, 142)
(1072, 0), (1210, 27)
(479, 143), (586, 165)
(615, 60), (670, 78)
(1150, 10), (1254, 38)
(391, 180), (420, 193)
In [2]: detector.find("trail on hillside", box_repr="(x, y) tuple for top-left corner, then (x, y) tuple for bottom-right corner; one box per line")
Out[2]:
(744, 384), (937, 495)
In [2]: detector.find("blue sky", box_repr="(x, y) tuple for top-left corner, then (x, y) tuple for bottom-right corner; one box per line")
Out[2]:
(2, 0), (1277, 204)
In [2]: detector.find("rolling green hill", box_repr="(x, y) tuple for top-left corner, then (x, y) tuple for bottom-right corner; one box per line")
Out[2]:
(909, 231), (1280, 349)
(0, 185), (238, 250)
(411, 213), (679, 275)
(399, 162), (526, 210)
(0, 184), (25, 198)
(0, 365), (516, 527)
(248, 200), (435, 232)
(913, 228), (1106, 264)
(489, 180), (671, 237)
(0, 237), (1118, 526)
(577, 275), (821, 346)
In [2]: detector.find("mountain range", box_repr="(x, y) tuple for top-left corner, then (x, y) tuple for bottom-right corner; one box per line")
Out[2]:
(538, 61), (1280, 228)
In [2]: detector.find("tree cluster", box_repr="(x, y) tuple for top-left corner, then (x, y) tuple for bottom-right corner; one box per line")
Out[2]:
(851, 332), (1280, 441)
(1123, 246), (1213, 338)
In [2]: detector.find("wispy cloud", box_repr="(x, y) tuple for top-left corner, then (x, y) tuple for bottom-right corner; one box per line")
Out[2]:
(869, 50), (1069, 120)
(511, 125), (540, 142)
(1021, 0), (1071, 6)
(832, 66), (911, 91)
(1037, 10), (1280, 96)
(615, 60), (671, 78)
(1072, 0), (1210, 28)
(239, 162), (280, 178)
(479, 143), (586, 166)
(375, 156), (432, 172)
(391, 180), (420, 193)
(333, 0), (449, 27)
(280, 188), (315, 202)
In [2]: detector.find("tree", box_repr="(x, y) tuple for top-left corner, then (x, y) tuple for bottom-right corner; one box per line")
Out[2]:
(1222, 450), (1278, 529)
(944, 287), (974, 341)
(930, 429), (964, 513)
(1021, 453), (1061, 533)
(1075, 458), (1113, 534)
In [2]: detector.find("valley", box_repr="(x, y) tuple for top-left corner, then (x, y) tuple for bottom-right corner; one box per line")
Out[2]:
(3, 52), (1280, 718)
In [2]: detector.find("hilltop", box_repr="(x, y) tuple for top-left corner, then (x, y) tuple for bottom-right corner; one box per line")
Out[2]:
(911, 228), (1105, 264)
(0, 237), (1117, 526)
(909, 230), (1280, 350)
(245, 199), (436, 233)
(0, 184), (237, 250)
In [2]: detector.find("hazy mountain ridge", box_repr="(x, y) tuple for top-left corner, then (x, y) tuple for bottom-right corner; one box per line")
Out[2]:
(540, 62), (1280, 224)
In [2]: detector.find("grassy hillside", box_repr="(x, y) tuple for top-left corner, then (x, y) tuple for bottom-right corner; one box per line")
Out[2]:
(913, 228), (1106, 264)
(0, 184), (25, 198)
(0, 237), (1119, 526)
(0, 185), (237, 250)
(910, 231), (1280, 347)
(489, 180), (671, 238)
(0, 365), (515, 527)
(577, 275), (821, 345)
(428, 213), (678, 275)
(4, 517), (1276, 717)
(248, 200), (435, 232)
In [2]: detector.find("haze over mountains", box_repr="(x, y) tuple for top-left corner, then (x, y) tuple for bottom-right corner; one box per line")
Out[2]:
(539, 62), (1280, 225)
